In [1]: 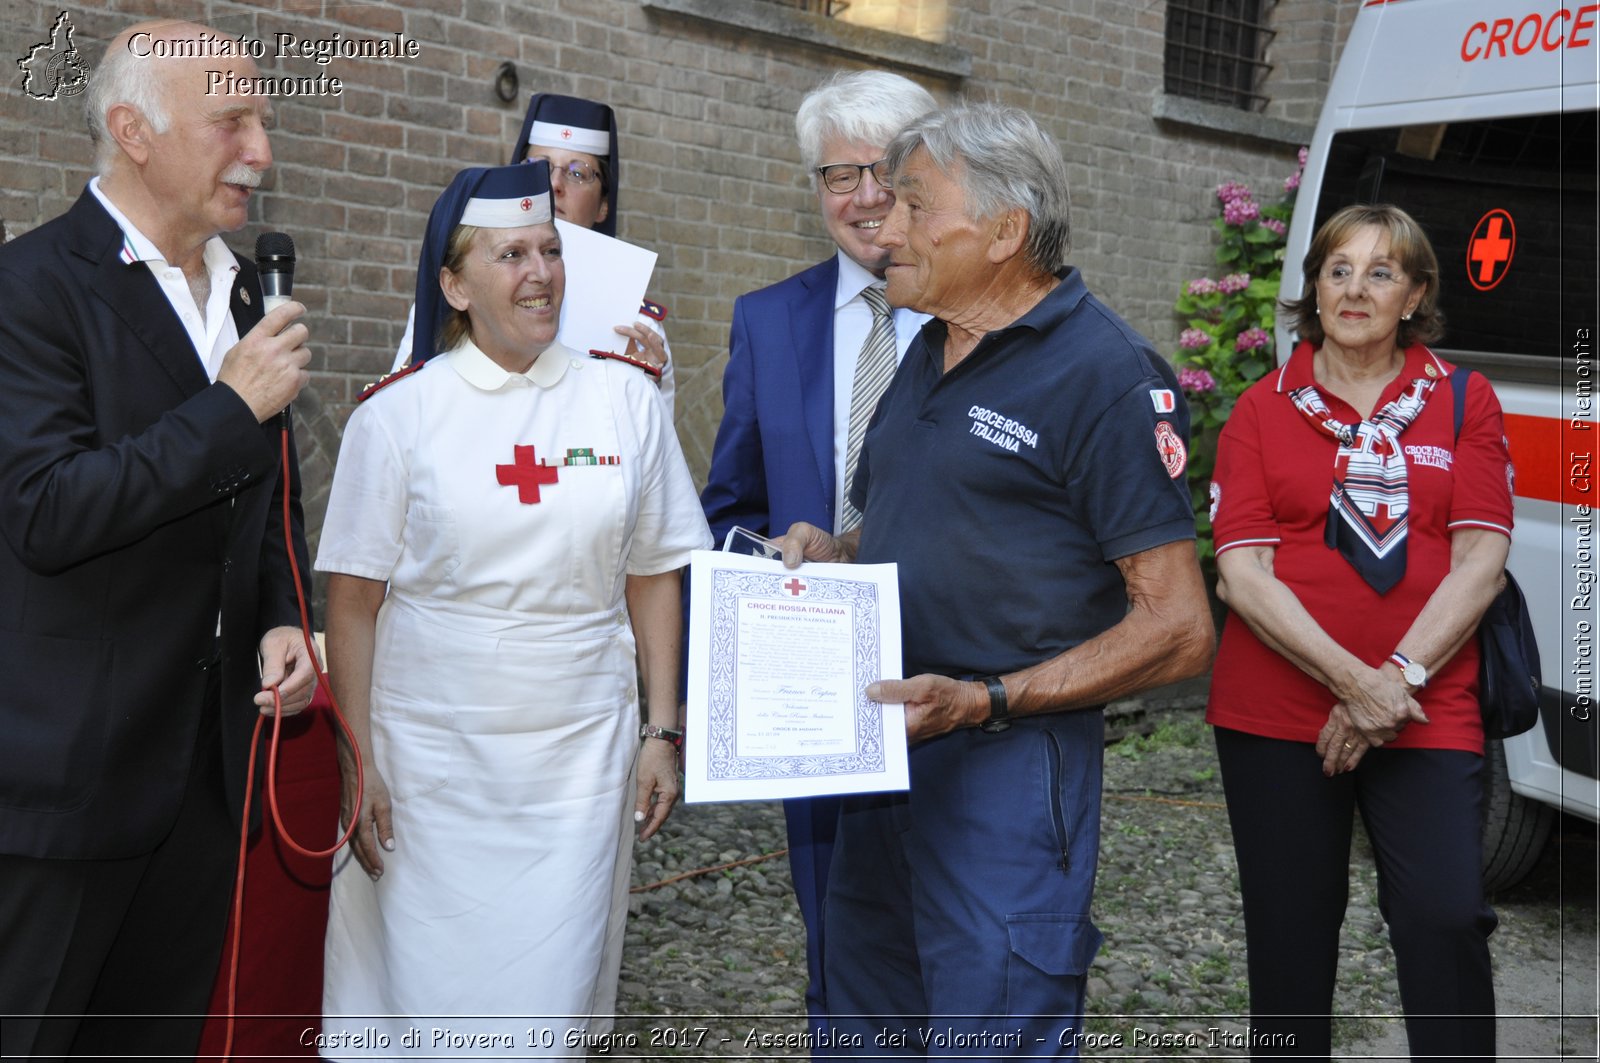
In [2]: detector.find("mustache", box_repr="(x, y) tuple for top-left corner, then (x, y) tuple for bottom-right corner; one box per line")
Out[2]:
(221, 164), (262, 188)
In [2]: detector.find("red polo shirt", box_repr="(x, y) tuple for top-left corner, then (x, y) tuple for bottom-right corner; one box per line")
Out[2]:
(1205, 343), (1514, 753)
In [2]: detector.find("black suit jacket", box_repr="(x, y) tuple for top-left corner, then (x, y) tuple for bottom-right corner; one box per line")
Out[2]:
(0, 190), (310, 860)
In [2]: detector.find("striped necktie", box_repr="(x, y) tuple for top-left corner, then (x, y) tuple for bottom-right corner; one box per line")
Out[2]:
(841, 285), (896, 532)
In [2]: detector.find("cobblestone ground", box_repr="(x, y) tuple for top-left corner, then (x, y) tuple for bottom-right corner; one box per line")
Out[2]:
(608, 701), (1599, 1060)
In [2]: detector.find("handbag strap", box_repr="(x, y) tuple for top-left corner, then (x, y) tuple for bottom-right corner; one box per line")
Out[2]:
(1450, 366), (1473, 444)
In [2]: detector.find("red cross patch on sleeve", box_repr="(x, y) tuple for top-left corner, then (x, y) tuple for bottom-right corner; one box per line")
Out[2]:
(1155, 420), (1187, 479)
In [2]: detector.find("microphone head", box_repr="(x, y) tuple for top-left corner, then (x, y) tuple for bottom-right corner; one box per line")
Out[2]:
(255, 231), (295, 267)
(256, 232), (295, 305)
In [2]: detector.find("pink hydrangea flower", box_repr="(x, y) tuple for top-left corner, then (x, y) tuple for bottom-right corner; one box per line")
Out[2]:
(1186, 277), (1219, 296)
(1284, 170), (1301, 192)
(1262, 217), (1287, 236)
(1223, 197), (1261, 225)
(1216, 181), (1252, 203)
(1179, 367), (1217, 393)
(1298, 146), (1308, 167)
(1218, 272), (1251, 294)
(1179, 328), (1211, 349)
(1235, 327), (1271, 352)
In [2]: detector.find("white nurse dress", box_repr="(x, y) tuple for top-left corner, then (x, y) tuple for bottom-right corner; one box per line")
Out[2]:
(315, 339), (709, 1058)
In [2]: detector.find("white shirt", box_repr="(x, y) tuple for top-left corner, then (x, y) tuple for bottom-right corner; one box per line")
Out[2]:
(830, 251), (930, 533)
(88, 177), (241, 381)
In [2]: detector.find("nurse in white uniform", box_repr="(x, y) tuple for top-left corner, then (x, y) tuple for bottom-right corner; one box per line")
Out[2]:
(316, 162), (710, 1058)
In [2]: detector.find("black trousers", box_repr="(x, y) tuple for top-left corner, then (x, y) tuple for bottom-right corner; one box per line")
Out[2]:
(1213, 726), (1498, 1063)
(0, 689), (238, 1061)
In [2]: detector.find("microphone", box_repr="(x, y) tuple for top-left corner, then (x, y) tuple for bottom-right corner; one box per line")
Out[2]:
(255, 232), (297, 428)
(255, 232), (295, 313)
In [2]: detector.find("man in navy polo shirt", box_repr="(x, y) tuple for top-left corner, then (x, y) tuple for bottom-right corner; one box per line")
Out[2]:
(781, 104), (1215, 1055)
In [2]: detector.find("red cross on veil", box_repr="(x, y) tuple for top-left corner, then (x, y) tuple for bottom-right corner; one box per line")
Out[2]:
(496, 445), (560, 503)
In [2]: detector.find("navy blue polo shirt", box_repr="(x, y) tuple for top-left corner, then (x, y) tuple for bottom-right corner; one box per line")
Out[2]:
(851, 268), (1195, 679)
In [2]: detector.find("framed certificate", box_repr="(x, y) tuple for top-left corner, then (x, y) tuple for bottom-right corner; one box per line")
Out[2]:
(684, 550), (908, 802)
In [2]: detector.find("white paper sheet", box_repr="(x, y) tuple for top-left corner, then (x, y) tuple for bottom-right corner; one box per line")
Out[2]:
(685, 549), (908, 803)
(553, 218), (657, 356)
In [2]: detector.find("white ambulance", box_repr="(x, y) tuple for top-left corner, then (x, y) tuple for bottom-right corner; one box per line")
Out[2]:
(1282, 0), (1598, 888)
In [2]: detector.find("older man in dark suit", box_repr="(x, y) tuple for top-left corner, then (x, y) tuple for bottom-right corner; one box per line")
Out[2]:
(0, 20), (315, 1057)
(699, 69), (936, 1033)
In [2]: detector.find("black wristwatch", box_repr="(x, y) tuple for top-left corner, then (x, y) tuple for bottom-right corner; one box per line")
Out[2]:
(978, 676), (1011, 733)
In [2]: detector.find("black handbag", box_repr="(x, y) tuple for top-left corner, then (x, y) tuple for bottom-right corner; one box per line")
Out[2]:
(1474, 569), (1542, 739)
(1452, 369), (1542, 739)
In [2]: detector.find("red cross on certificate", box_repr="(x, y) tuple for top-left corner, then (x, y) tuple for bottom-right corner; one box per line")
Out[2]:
(783, 577), (806, 597)
(1468, 210), (1515, 290)
(496, 444), (560, 503)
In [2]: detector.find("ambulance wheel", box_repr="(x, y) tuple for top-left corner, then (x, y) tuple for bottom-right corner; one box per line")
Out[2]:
(1480, 738), (1554, 893)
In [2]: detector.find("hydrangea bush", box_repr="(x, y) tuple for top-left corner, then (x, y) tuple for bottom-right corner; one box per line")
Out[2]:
(1174, 148), (1305, 573)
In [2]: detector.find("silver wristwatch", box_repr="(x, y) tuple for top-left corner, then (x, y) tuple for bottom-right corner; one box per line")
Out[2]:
(1389, 651), (1428, 688)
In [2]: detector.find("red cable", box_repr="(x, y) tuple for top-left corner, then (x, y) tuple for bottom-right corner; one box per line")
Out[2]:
(220, 425), (365, 1062)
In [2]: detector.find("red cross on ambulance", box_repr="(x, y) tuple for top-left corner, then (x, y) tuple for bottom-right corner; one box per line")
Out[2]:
(1467, 209), (1516, 291)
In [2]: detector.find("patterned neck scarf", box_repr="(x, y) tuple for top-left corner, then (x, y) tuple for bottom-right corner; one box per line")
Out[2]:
(1288, 376), (1437, 595)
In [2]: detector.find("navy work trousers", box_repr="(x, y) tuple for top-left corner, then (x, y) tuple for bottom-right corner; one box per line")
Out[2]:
(824, 710), (1106, 1058)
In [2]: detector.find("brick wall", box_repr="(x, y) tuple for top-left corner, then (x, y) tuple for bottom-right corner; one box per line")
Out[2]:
(1262, 0), (1359, 126)
(2, 0), (1352, 565)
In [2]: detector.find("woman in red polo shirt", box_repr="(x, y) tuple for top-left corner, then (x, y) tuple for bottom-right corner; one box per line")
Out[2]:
(1207, 203), (1512, 1060)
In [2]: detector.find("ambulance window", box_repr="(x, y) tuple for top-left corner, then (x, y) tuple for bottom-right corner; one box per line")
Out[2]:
(1315, 112), (1597, 380)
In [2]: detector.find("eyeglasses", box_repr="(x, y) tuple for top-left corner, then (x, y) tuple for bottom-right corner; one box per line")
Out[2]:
(1319, 263), (1407, 288)
(528, 156), (601, 186)
(816, 159), (892, 195)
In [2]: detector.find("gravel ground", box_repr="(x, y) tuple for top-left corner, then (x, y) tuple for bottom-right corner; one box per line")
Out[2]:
(604, 682), (1598, 1060)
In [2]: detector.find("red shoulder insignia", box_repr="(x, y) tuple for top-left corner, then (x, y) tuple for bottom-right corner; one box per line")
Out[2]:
(357, 359), (427, 403)
(589, 349), (663, 381)
(638, 298), (667, 322)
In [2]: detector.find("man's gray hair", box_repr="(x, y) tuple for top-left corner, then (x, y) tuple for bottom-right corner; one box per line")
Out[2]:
(795, 70), (936, 176)
(884, 103), (1073, 274)
(85, 37), (171, 175)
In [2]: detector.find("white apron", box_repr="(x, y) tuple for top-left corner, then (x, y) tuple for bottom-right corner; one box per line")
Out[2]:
(320, 595), (637, 1058)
